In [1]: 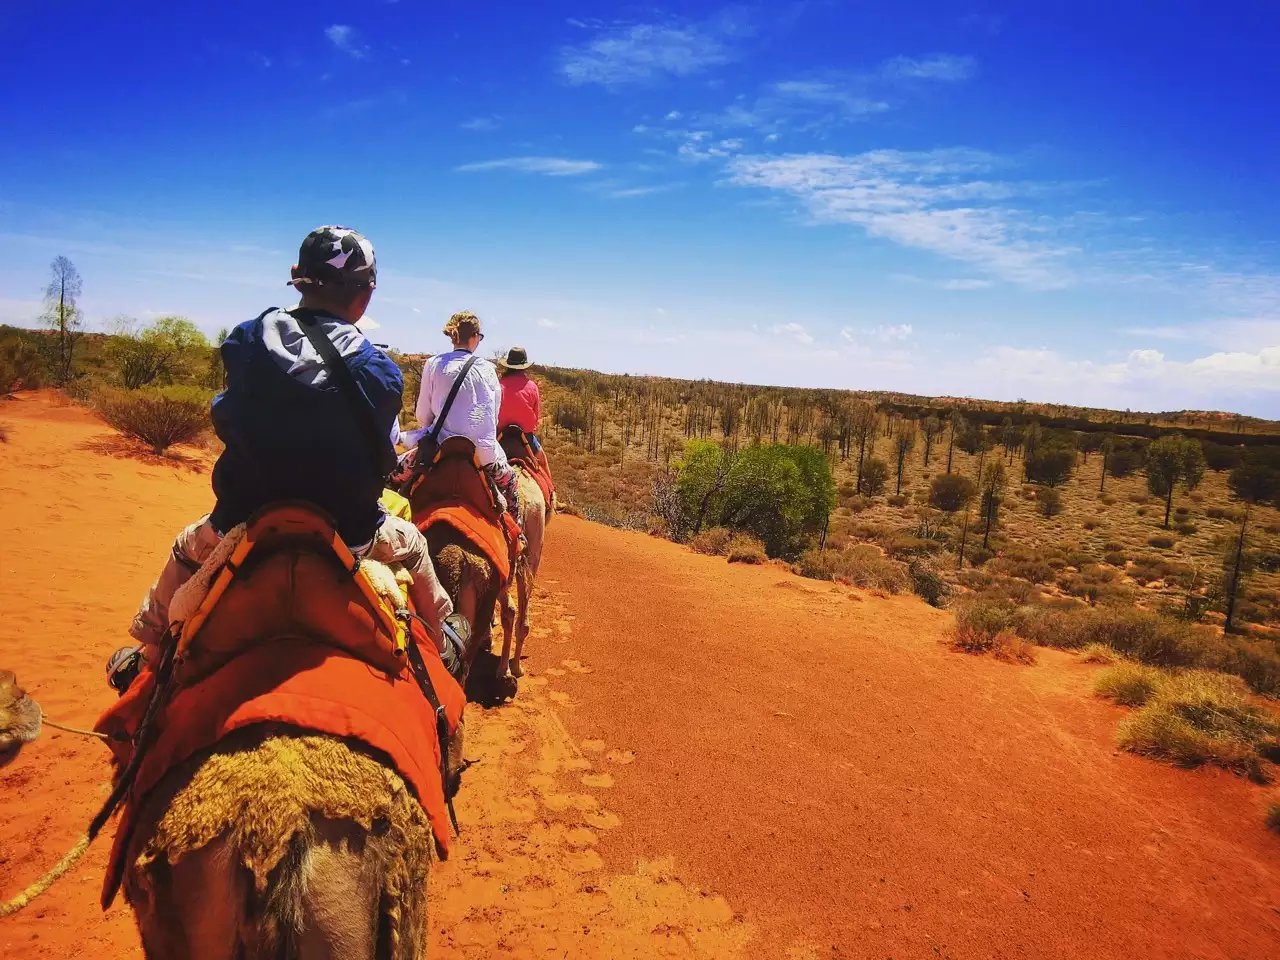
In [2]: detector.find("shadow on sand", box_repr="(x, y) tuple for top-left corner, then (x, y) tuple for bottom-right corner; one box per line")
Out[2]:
(79, 433), (209, 473)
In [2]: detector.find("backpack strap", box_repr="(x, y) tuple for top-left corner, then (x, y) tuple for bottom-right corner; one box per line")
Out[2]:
(427, 354), (480, 447)
(292, 309), (397, 478)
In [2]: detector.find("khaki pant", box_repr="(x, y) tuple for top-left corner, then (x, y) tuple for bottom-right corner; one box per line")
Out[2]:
(130, 515), (453, 664)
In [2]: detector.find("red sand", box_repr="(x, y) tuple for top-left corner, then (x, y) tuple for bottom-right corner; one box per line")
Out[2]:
(1, 391), (1278, 958)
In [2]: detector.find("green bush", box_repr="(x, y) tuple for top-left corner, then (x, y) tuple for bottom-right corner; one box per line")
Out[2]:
(0, 335), (47, 391)
(887, 493), (909, 508)
(1094, 663), (1164, 705)
(795, 545), (910, 593)
(860, 457), (890, 497)
(1148, 534), (1175, 549)
(1036, 486), (1063, 517)
(96, 386), (210, 454)
(675, 440), (834, 557)
(1024, 445), (1076, 486)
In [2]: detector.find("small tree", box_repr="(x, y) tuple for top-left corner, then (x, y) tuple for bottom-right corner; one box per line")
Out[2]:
(1098, 433), (1115, 493)
(921, 415), (943, 467)
(111, 316), (209, 389)
(891, 419), (917, 495)
(945, 411), (965, 474)
(929, 473), (976, 514)
(979, 460), (1006, 550)
(861, 457), (890, 497)
(1024, 444), (1076, 486)
(849, 402), (878, 493)
(1145, 434), (1206, 528)
(41, 256), (83, 384)
(1221, 509), (1254, 633)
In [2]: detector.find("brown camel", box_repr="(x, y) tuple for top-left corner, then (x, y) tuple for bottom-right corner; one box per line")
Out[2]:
(425, 523), (504, 694)
(122, 723), (437, 960)
(498, 469), (548, 683)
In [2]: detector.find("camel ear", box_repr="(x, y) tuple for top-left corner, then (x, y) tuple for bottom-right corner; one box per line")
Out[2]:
(0, 669), (43, 758)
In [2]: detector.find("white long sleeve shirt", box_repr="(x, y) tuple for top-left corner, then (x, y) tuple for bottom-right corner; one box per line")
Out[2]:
(411, 349), (508, 468)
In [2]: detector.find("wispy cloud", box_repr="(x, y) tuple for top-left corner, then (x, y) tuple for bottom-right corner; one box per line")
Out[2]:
(536, 317), (561, 329)
(559, 18), (742, 86)
(460, 115), (501, 132)
(600, 183), (683, 199)
(325, 24), (369, 59)
(880, 54), (976, 83)
(770, 321), (814, 345)
(455, 156), (603, 176)
(727, 149), (1074, 288)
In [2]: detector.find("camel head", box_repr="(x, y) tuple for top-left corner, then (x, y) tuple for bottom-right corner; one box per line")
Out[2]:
(0, 670), (43, 761)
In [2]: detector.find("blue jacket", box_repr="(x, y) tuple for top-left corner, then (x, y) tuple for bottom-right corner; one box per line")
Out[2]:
(209, 308), (404, 546)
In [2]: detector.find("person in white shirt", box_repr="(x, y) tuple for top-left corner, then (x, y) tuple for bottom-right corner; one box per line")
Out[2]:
(411, 310), (520, 518)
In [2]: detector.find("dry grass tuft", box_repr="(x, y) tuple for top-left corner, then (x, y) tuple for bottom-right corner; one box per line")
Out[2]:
(1080, 642), (1123, 664)
(689, 527), (734, 556)
(726, 533), (767, 565)
(1095, 665), (1280, 781)
(796, 544), (910, 593)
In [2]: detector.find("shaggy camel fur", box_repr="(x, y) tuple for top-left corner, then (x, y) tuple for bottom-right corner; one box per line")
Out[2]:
(0, 670), (42, 759)
(125, 725), (434, 960)
(425, 524), (502, 690)
(498, 469), (547, 683)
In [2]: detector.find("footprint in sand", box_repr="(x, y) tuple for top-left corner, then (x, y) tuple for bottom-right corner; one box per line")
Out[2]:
(580, 739), (607, 754)
(585, 809), (621, 831)
(548, 690), (572, 706)
(581, 772), (614, 789)
(544, 667), (566, 677)
(542, 792), (599, 814)
(604, 749), (636, 765)
(561, 658), (593, 674)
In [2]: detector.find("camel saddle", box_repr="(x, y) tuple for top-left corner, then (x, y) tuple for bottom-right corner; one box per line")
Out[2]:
(407, 435), (520, 582)
(167, 503), (412, 687)
(499, 426), (555, 519)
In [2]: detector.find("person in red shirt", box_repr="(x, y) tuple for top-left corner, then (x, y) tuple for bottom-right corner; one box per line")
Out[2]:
(497, 346), (543, 453)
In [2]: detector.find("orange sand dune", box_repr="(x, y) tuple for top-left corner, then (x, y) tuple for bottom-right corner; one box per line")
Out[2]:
(1, 391), (1277, 959)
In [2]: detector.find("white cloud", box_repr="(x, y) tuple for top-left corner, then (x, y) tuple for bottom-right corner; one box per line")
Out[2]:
(665, 110), (683, 120)
(325, 25), (368, 59)
(769, 321), (814, 345)
(880, 54), (977, 83)
(559, 21), (737, 86)
(460, 116), (501, 132)
(726, 149), (1073, 288)
(602, 183), (681, 198)
(455, 156), (603, 176)
(873, 323), (913, 341)
(356, 315), (381, 331)
(536, 317), (560, 329)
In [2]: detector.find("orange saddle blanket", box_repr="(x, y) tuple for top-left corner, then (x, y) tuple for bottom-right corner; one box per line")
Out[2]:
(408, 437), (518, 581)
(95, 637), (465, 907)
(499, 428), (555, 519)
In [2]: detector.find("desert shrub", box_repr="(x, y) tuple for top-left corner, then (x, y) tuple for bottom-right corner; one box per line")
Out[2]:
(1148, 534), (1175, 549)
(0, 335), (47, 391)
(558, 501), (582, 518)
(882, 531), (945, 559)
(1136, 507), (1148, 516)
(952, 596), (1017, 644)
(1174, 521), (1197, 536)
(1174, 505), (1190, 518)
(966, 545), (995, 567)
(726, 533), (767, 565)
(1103, 550), (1127, 567)
(1100, 494), (1117, 506)
(1081, 518), (1101, 531)
(1036, 486), (1063, 517)
(1203, 442), (1244, 472)
(993, 555), (1054, 584)
(860, 457), (890, 497)
(887, 493), (909, 508)
(795, 544), (909, 593)
(96, 387), (210, 454)
(1103, 539), (1124, 552)
(845, 495), (872, 514)
(907, 556), (951, 607)
(1080, 643), (1122, 664)
(1129, 492), (1149, 504)
(1205, 505), (1241, 522)
(929, 473), (976, 513)
(1269, 804), (1280, 833)
(689, 526), (733, 556)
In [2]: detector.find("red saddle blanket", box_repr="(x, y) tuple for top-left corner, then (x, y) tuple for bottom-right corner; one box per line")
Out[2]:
(499, 430), (555, 514)
(95, 637), (465, 907)
(408, 437), (518, 581)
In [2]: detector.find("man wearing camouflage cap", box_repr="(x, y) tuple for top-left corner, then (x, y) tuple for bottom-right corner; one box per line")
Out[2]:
(107, 226), (469, 693)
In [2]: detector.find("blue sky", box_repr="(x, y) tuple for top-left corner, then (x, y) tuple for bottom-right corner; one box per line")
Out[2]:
(3, 1), (1279, 415)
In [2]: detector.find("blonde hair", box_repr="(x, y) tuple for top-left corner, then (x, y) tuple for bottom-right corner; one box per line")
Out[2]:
(442, 310), (481, 342)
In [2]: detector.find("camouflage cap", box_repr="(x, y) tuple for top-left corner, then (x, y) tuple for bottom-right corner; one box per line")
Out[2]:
(287, 225), (377, 289)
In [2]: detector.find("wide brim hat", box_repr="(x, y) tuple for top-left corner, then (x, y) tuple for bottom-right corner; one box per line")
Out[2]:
(500, 346), (532, 370)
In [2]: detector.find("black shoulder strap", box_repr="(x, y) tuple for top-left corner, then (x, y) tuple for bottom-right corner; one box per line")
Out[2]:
(428, 354), (480, 446)
(293, 309), (396, 476)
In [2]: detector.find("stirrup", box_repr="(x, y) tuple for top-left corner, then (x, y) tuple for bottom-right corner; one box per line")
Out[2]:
(440, 614), (470, 682)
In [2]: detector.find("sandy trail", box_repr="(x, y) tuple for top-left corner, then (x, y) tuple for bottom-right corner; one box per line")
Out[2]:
(1, 392), (1277, 959)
